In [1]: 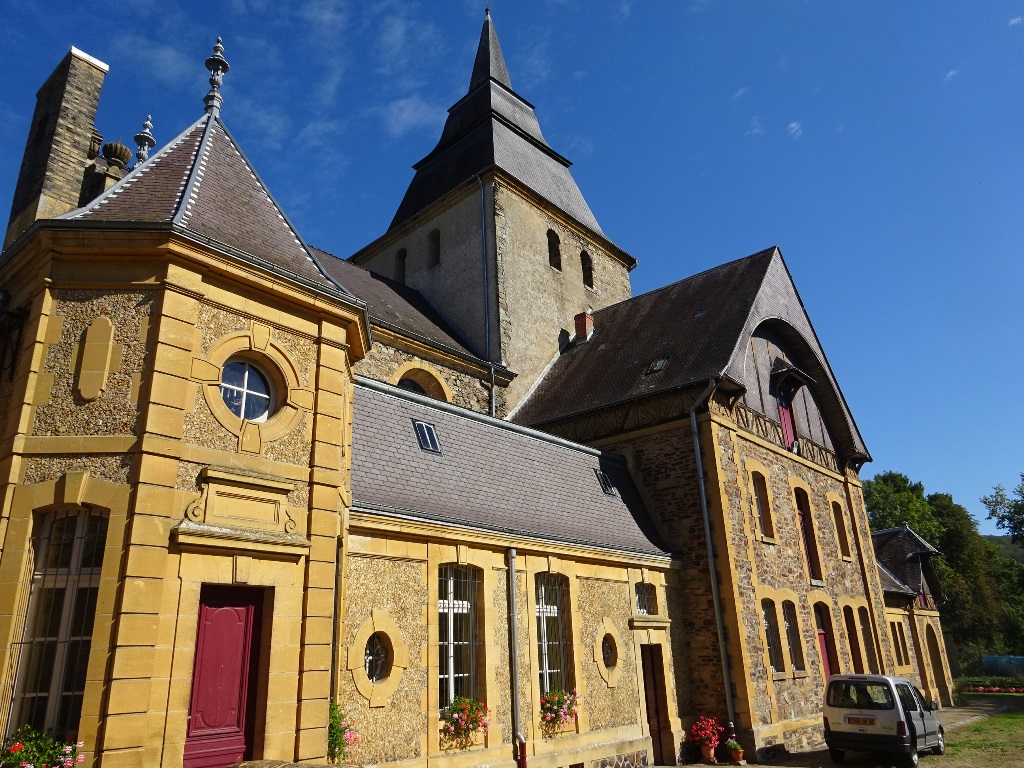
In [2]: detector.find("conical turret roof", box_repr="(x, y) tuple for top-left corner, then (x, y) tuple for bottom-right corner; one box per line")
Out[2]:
(389, 11), (606, 238)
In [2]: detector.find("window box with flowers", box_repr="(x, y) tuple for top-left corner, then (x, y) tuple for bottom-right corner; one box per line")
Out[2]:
(441, 695), (490, 749)
(2, 726), (85, 768)
(539, 688), (579, 736)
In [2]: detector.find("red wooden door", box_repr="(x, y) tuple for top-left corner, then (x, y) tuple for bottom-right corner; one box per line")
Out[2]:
(817, 629), (832, 678)
(641, 644), (669, 765)
(184, 586), (263, 768)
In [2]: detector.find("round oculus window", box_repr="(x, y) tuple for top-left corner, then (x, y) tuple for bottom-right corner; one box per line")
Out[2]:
(220, 360), (273, 422)
(602, 633), (618, 669)
(364, 631), (392, 683)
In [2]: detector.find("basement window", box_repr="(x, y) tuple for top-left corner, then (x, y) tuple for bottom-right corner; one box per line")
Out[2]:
(594, 469), (616, 496)
(414, 420), (441, 453)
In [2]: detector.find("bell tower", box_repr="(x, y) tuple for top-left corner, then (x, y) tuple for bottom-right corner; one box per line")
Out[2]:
(351, 11), (635, 412)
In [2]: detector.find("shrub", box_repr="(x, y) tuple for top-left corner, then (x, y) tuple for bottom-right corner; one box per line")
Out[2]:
(327, 701), (359, 765)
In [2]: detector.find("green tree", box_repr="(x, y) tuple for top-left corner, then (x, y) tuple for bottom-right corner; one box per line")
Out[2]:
(982, 473), (1024, 547)
(862, 471), (941, 542)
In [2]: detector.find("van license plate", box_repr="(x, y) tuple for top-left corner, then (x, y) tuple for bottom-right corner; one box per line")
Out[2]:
(848, 717), (874, 725)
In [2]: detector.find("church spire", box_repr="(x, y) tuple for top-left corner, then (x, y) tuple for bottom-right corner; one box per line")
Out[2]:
(469, 8), (511, 91)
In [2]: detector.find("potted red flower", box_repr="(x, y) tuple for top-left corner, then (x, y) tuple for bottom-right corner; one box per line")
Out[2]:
(690, 715), (724, 763)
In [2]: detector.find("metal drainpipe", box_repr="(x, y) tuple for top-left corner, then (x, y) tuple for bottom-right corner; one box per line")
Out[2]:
(508, 548), (527, 768)
(690, 377), (737, 727)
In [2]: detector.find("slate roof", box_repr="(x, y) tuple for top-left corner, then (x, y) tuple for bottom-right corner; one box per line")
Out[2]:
(876, 562), (916, 596)
(513, 246), (870, 464)
(389, 12), (606, 239)
(513, 249), (776, 424)
(351, 378), (669, 556)
(58, 114), (345, 292)
(872, 524), (941, 597)
(312, 248), (474, 355)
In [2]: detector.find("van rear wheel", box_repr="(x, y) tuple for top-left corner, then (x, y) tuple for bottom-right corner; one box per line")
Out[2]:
(828, 748), (845, 764)
(904, 744), (919, 767)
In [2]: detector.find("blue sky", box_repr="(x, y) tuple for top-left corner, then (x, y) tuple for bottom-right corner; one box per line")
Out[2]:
(2, 1), (1022, 535)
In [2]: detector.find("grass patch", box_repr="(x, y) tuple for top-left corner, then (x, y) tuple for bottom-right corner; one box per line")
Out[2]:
(945, 710), (1024, 766)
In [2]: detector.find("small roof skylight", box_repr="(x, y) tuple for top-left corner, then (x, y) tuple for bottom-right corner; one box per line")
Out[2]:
(595, 469), (616, 496)
(413, 420), (441, 453)
(645, 358), (667, 375)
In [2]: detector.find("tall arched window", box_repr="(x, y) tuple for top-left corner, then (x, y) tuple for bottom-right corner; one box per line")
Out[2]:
(858, 607), (879, 673)
(535, 573), (572, 693)
(752, 472), (774, 538)
(843, 605), (865, 674)
(12, 507), (108, 740)
(427, 229), (441, 267)
(580, 251), (593, 288)
(794, 487), (822, 581)
(438, 564), (481, 707)
(761, 599), (785, 674)
(782, 600), (806, 672)
(832, 500), (851, 557)
(547, 229), (561, 271)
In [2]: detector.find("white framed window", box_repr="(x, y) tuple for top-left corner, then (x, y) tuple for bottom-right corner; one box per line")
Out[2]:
(414, 421), (441, 453)
(10, 507), (108, 740)
(220, 359), (274, 422)
(535, 573), (572, 694)
(438, 564), (480, 706)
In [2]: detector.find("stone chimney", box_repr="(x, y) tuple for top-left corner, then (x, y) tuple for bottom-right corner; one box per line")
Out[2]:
(5, 47), (109, 248)
(574, 310), (593, 343)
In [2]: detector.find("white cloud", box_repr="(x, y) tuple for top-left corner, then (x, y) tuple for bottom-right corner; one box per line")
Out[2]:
(111, 35), (195, 91)
(733, 86), (749, 101)
(566, 135), (595, 158)
(787, 121), (802, 139)
(944, 69), (959, 82)
(745, 116), (763, 136)
(1010, 17), (1022, 25)
(618, 1), (634, 17)
(376, 95), (445, 138)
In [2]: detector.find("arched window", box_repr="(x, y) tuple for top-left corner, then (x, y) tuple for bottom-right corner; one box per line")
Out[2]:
(761, 599), (785, 674)
(397, 377), (427, 396)
(832, 500), (851, 557)
(843, 605), (865, 674)
(535, 573), (572, 693)
(547, 229), (561, 271)
(858, 607), (879, 674)
(752, 471), (774, 538)
(814, 603), (839, 678)
(782, 600), (806, 672)
(438, 564), (481, 706)
(396, 248), (408, 284)
(580, 251), (593, 288)
(794, 487), (822, 581)
(427, 229), (441, 267)
(12, 507), (108, 740)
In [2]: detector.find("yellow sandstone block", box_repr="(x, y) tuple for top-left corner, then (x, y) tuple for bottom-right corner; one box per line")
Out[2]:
(106, 679), (154, 714)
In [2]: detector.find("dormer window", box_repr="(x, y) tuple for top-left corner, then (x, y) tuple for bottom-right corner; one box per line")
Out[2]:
(547, 229), (561, 270)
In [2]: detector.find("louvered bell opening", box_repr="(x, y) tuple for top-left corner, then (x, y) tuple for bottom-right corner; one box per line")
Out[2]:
(535, 573), (572, 694)
(438, 564), (483, 708)
(11, 506), (108, 741)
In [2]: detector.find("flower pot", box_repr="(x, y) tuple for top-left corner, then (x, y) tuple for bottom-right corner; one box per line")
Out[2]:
(731, 748), (744, 762)
(700, 743), (716, 762)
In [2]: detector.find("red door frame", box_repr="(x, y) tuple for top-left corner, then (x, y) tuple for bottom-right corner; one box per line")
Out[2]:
(183, 585), (264, 768)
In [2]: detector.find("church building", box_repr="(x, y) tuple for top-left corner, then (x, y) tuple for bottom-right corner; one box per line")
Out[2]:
(0, 13), (954, 768)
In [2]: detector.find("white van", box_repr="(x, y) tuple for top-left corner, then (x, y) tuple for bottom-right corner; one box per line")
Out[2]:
(822, 674), (945, 767)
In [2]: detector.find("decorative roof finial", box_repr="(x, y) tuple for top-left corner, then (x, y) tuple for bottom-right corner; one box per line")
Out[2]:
(203, 37), (230, 117)
(485, 1), (490, 17)
(133, 115), (156, 165)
